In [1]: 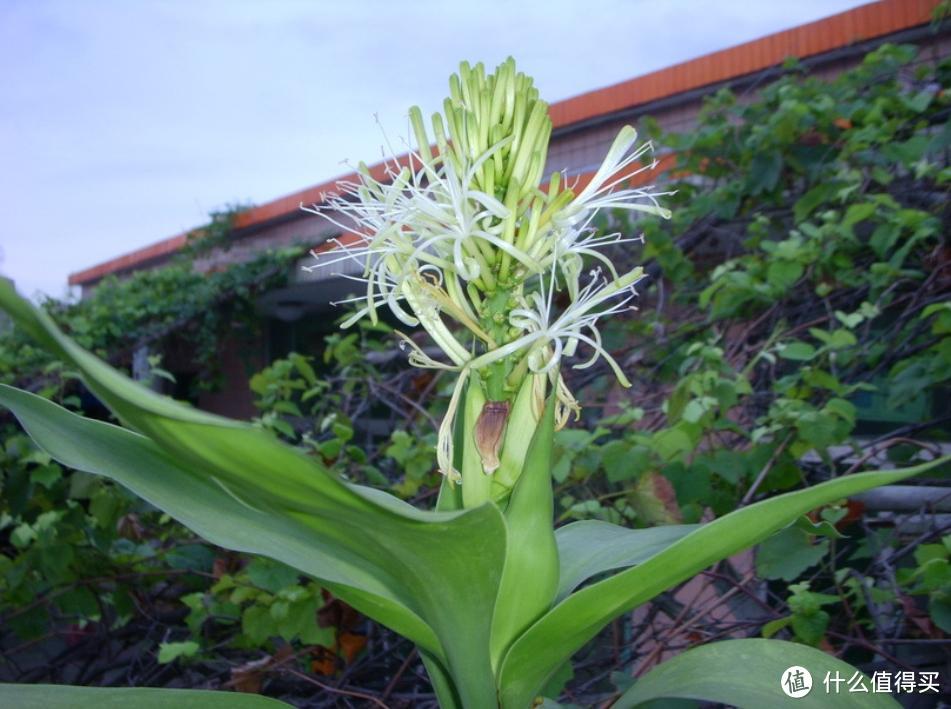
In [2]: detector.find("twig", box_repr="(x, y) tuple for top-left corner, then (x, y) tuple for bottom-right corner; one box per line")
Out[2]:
(381, 647), (417, 701)
(741, 433), (793, 505)
(280, 667), (391, 708)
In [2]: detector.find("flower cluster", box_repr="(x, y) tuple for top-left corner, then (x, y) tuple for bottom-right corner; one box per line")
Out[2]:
(305, 58), (671, 485)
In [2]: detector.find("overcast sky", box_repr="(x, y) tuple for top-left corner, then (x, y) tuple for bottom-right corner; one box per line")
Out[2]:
(1, 0), (867, 299)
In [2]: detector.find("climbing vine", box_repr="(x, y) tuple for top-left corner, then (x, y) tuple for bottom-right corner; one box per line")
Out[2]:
(1, 206), (304, 393)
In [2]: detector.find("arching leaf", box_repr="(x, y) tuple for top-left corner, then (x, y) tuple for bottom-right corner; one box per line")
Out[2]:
(0, 684), (293, 708)
(0, 282), (507, 708)
(614, 639), (898, 708)
(554, 520), (699, 602)
(498, 455), (949, 708)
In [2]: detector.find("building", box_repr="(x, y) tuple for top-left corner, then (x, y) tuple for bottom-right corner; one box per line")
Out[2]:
(66, 0), (950, 415)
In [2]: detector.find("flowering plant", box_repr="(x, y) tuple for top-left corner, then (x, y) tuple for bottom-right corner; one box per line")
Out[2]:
(306, 59), (671, 502)
(0, 60), (942, 708)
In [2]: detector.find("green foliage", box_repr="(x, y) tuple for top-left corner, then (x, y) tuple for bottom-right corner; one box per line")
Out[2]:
(555, 41), (950, 549)
(157, 640), (200, 664)
(248, 333), (440, 495)
(496, 457), (945, 707)
(763, 582), (842, 646)
(756, 527), (830, 582)
(612, 44), (951, 668)
(0, 209), (310, 667)
(4, 283), (944, 707)
(1, 206), (302, 393)
(178, 557), (335, 651)
(385, 429), (438, 496)
(0, 423), (190, 641)
(896, 534), (951, 633)
(528, 42), (951, 697)
(2, 40), (950, 707)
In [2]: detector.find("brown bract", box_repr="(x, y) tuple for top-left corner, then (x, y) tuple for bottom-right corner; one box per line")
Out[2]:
(474, 400), (511, 474)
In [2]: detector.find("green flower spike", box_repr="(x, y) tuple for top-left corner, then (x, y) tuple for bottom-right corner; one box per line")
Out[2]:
(305, 58), (671, 498)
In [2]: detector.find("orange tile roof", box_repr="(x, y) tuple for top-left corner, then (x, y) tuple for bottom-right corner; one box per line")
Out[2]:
(68, 0), (940, 286)
(548, 0), (937, 128)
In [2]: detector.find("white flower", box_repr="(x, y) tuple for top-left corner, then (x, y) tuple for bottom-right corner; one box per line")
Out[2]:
(466, 266), (645, 387)
(554, 126), (672, 234)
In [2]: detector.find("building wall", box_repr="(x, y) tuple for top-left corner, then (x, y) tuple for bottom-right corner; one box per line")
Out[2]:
(196, 330), (263, 419)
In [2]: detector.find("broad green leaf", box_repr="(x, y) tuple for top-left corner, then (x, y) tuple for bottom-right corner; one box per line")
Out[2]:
(767, 260), (803, 291)
(652, 426), (694, 460)
(490, 393), (558, 668)
(613, 639), (898, 708)
(0, 284), (508, 708)
(498, 455), (948, 707)
(0, 684), (292, 708)
(554, 521), (699, 602)
(930, 595), (951, 633)
(0, 385), (437, 655)
(791, 609), (830, 646)
(242, 604), (274, 644)
(0, 383), (505, 707)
